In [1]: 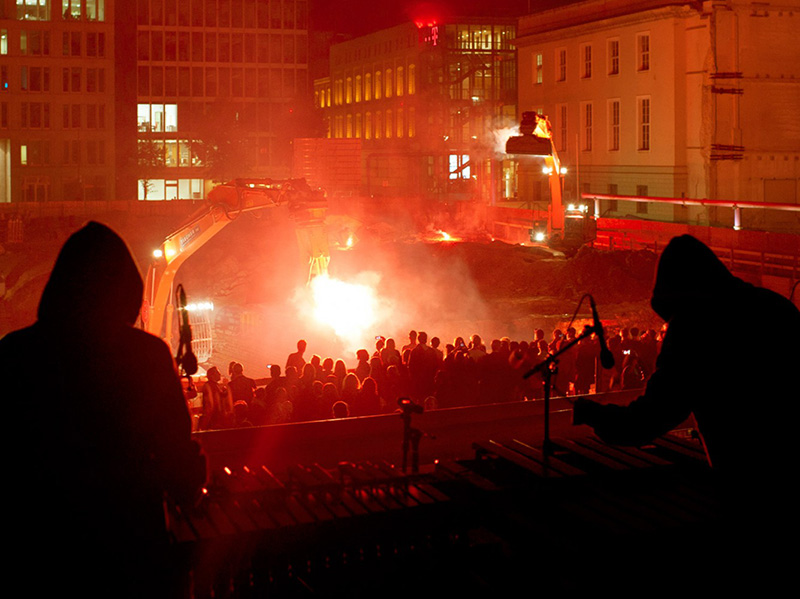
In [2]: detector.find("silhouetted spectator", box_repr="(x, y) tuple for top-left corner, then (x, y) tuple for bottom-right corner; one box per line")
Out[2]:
(401, 329), (418, 353)
(380, 337), (401, 366)
(0, 222), (205, 599)
(354, 348), (371, 381)
(286, 339), (307, 373)
(574, 235), (800, 594)
(199, 366), (234, 430)
(352, 376), (381, 416)
(332, 400), (350, 418)
(229, 362), (256, 404)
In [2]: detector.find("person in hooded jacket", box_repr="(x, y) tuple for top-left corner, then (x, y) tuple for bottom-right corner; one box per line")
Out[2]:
(0, 222), (206, 599)
(573, 234), (800, 593)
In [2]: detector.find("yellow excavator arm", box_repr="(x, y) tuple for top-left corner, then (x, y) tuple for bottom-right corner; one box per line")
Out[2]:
(141, 178), (329, 347)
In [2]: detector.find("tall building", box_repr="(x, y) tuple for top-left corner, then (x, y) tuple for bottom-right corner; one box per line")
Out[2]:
(514, 0), (800, 231)
(1, 0), (115, 203)
(128, 0), (311, 201)
(312, 18), (517, 202)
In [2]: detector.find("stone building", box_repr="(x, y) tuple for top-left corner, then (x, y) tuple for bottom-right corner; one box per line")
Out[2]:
(514, 0), (800, 230)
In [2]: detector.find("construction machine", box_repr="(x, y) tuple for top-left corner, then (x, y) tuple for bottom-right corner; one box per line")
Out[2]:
(506, 111), (596, 255)
(140, 178), (329, 352)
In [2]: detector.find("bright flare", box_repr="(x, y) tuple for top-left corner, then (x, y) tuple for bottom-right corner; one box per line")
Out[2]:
(309, 274), (378, 343)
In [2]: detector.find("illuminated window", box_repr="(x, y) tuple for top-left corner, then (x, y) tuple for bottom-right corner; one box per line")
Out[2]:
(17, 0), (50, 20)
(396, 108), (403, 138)
(556, 49), (566, 82)
(365, 111), (372, 139)
(345, 77), (352, 104)
(396, 67), (403, 97)
(608, 39), (619, 75)
(355, 113), (362, 138)
(374, 71), (381, 100)
(408, 64), (415, 95)
(385, 69), (392, 98)
(346, 114), (352, 138)
(85, 0), (105, 21)
(449, 154), (470, 179)
(534, 52), (543, 84)
(385, 109), (392, 138)
(355, 75), (361, 102)
(582, 44), (592, 79)
(365, 73), (372, 101)
(375, 111), (381, 139)
(62, 0), (80, 19)
(608, 100), (620, 151)
(638, 34), (650, 71)
(138, 104), (178, 132)
(638, 96), (650, 150)
(1, 30), (7, 55)
(408, 107), (415, 137)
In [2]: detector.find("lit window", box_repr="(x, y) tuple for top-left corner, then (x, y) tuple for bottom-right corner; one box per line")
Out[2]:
(408, 64), (415, 95)
(535, 53), (543, 84)
(365, 73), (372, 101)
(374, 71), (381, 100)
(449, 154), (470, 179)
(355, 75), (361, 102)
(396, 67), (404, 97)
(385, 69), (392, 98)
(17, 0), (50, 21)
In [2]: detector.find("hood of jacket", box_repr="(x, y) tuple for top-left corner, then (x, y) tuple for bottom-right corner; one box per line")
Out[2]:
(37, 222), (144, 329)
(650, 235), (737, 321)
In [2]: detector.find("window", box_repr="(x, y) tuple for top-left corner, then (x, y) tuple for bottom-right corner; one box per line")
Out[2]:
(408, 64), (415, 95)
(17, 0), (50, 20)
(21, 102), (50, 128)
(396, 67), (404, 96)
(22, 30), (50, 56)
(1, 30), (7, 55)
(396, 108), (403, 137)
(385, 69), (392, 98)
(534, 52), (543, 84)
(364, 73), (372, 101)
(449, 154), (470, 179)
(22, 66), (50, 92)
(20, 140), (50, 166)
(138, 103), (178, 132)
(636, 185), (649, 214)
(374, 111), (381, 139)
(374, 71), (381, 100)
(85, 0), (105, 21)
(637, 34), (650, 71)
(608, 99), (620, 151)
(558, 104), (567, 152)
(638, 97), (650, 150)
(608, 39), (619, 75)
(62, 0), (80, 19)
(365, 111), (372, 139)
(354, 75), (361, 102)
(556, 48), (566, 82)
(582, 103), (593, 151)
(582, 44), (592, 78)
(385, 109), (392, 138)
(345, 77), (352, 104)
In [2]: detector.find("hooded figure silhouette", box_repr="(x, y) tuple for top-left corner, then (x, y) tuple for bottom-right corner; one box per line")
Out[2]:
(574, 234), (799, 593)
(0, 222), (205, 598)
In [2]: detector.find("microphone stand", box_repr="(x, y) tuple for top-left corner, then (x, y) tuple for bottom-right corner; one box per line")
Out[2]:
(523, 325), (596, 457)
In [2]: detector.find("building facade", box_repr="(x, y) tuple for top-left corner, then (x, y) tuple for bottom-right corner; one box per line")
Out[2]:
(313, 19), (518, 202)
(1, 0), (114, 203)
(515, 0), (800, 230)
(129, 0), (310, 201)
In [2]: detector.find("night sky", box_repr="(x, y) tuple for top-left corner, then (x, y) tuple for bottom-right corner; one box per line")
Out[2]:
(309, 0), (570, 36)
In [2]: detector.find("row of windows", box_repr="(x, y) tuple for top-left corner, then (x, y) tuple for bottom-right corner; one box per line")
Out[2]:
(19, 138), (107, 166)
(137, 65), (306, 99)
(15, 0), (105, 21)
(138, 139), (205, 167)
(137, 30), (307, 65)
(137, 100), (295, 134)
(1, 29), (107, 58)
(2, 101), (106, 129)
(136, 0), (308, 31)
(330, 108), (417, 141)
(551, 97), (651, 153)
(326, 65), (417, 107)
(536, 34), (651, 84)
(1, 65), (108, 93)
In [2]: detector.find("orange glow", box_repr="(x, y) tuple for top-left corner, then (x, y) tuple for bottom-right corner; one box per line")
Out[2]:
(427, 229), (461, 243)
(224, 467), (232, 476)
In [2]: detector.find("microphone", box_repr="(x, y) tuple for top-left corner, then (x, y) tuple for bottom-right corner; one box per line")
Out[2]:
(589, 295), (615, 370)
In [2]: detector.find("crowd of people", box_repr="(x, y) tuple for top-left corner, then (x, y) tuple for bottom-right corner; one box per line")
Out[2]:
(195, 324), (666, 430)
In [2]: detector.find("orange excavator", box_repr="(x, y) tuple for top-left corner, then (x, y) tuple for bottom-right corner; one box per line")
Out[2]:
(140, 178), (329, 352)
(506, 111), (596, 256)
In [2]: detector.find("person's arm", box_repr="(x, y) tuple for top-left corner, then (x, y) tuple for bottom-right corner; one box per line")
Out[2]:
(573, 319), (694, 446)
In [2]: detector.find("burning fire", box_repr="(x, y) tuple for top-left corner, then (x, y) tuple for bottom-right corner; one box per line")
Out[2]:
(428, 229), (461, 243)
(308, 273), (379, 346)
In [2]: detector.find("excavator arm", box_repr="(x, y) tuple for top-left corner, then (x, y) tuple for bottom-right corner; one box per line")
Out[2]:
(141, 178), (328, 346)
